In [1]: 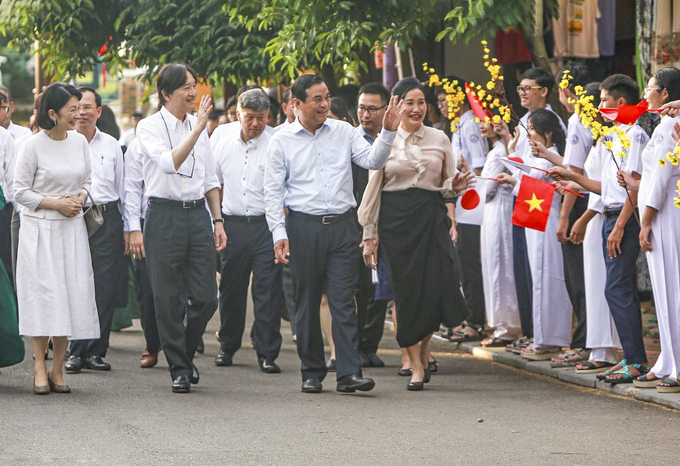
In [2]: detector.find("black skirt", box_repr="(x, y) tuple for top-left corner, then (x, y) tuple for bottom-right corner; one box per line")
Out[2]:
(379, 188), (469, 348)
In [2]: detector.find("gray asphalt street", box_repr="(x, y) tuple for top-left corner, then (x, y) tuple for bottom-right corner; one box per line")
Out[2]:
(2, 310), (680, 465)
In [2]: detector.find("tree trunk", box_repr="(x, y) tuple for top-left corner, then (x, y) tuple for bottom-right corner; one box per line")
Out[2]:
(520, 0), (568, 124)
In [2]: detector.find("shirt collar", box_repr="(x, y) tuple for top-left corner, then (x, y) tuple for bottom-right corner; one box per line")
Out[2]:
(160, 105), (189, 131)
(358, 125), (375, 144)
(397, 123), (425, 140)
(460, 110), (474, 125)
(239, 130), (264, 149)
(291, 115), (330, 136)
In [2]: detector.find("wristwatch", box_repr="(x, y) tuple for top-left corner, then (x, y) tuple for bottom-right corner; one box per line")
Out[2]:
(212, 218), (224, 225)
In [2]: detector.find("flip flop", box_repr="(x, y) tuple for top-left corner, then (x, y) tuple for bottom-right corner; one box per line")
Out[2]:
(656, 378), (680, 393)
(605, 363), (650, 385)
(575, 361), (615, 374)
(597, 359), (627, 380)
(633, 373), (660, 388)
(482, 337), (512, 348)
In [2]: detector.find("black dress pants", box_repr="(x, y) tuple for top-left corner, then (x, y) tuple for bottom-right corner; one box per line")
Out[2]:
(456, 223), (485, 326)
(136, 219), (160, 353)
(144, 200), (217, 380)
(287, 210), (361, 382)
(562, 195), (588, 349)
(71, 205), (125, 359)
(218, 216), (283, 363)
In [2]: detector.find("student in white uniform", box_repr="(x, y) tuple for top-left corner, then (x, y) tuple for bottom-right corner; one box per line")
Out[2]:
(498, 109), (572, 360)
(478, 120), (520, 346)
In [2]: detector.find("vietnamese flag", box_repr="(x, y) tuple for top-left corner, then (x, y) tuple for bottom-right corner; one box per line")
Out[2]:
(511, 175), (555, 232)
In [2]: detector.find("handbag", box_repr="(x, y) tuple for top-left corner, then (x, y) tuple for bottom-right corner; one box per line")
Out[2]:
(82, 189), (104, 237)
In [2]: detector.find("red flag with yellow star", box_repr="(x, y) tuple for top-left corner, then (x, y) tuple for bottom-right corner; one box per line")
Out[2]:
(512, 175), (555, 232)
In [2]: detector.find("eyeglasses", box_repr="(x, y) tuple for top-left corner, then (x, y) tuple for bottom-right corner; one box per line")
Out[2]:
(357, 105), (387, 115)
(516, 85), (544, 94)
(160, 112), (196, 179)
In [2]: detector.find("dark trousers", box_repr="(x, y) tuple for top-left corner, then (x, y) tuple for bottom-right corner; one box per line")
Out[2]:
(218, 217), (283, 363)
(0, 203), (14, 291)
(136, 219), (160, 353)
(144, 201), (218, 380)
(287, 211), (361, 382)
(356, 259), (387, 354)
(71, 206), (125, 358)
(455, 223), (485, 326)
(512, 223), (533, 339)
(602, 214), (647, 364)
(563, 195), (588, 349)
(282, 263), (297, 335)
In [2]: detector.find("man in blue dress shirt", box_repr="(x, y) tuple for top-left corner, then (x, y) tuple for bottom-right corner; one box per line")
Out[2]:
(264, 75), (402, 394)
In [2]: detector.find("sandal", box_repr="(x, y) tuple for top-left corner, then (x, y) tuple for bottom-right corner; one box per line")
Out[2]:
(482, 337), (512, 348)
(550, 349), (588, 368)
(633, 373), (660, 388)
(605, 363), (650, 385)
(656, 378), (680, 393)
(575, 361), (615, 374)
(506, 337), (531, 354)
(596, 359), (626, 380)
(521, 344), (562, 361)
(446, 323), (486, 343)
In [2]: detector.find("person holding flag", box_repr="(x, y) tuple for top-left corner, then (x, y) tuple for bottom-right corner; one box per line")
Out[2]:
(477, 119), (520, 347)
(358, 78), (472, 391)
(497, 110), (572, 360)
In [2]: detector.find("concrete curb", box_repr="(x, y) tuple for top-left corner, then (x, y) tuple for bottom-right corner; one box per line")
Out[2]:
(430, 335), (680, 411)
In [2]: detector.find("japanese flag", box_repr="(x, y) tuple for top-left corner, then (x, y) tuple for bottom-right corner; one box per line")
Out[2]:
(455, 178), (488, 226)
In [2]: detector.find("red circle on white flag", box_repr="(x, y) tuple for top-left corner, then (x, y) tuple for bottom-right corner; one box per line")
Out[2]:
(461, 190), (480, 210)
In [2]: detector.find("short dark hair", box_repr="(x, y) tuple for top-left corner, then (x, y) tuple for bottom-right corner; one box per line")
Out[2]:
(292, 75), (325, 102)
(522, 67), (556, 94)
(653, 67), (680, 103)
(560, 63), (590, 93)
(37, 83), (82, 130)
(529, 109), (566, 156)
(282, 88), (292, 104)
(226, 95), (237, 110)
(157, 63), (197, 106)
(268, 96), (280, 119)
(77, 86), (102, 107)
(391, 77), (426, 101)
(600, 74), (640, 105)
(208, 109), (224, 121)
(330, 97), (356, 126)
(131, 111), (143, 119)
(358, 83), (390, 106)
(585, 82), (601, 100)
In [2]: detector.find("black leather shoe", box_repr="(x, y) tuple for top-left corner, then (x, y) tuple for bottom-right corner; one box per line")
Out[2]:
(359, 351), (370, 368)
(398, 367), (412, 377)
(302, 378), (322, 393)
(83, 355), (111, 371)
(424, 367), (431, 384)
(336, 374), (375, 393)
(366, 352), (385, 367)
(64, 355), (82, 374)
(172, 375), (191, 393)
(326, 358), (336, 372)
(190, 364), (199, 385)
(196, 337), (205, 354)
(428, 358), (439, 373)
(215, 351), (233, 367)
(407, 381), (424, 391)
(258, 357), (281, 374)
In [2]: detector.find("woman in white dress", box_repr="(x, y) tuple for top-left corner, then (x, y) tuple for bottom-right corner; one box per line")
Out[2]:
(14, 83), (99, 395)
(498, 109), (572, 360)
(478, 122), (520, 347)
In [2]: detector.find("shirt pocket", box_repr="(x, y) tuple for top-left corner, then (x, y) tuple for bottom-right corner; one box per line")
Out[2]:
(250, 165), (265, 191)
(100, 155), (117, 183)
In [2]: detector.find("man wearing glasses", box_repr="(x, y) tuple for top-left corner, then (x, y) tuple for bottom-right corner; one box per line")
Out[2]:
(64, 87), (126, 374)
(0, 86), (31, 140)
(136, 63), (227, 393)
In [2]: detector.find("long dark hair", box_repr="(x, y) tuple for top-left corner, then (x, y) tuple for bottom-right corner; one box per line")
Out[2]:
(653, 67), (680, 103)
(330, 97), (356, 126)
(529, 109), (566, 156)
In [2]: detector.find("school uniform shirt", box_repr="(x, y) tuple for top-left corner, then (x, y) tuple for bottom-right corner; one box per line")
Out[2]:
(136, 105), (220, 202)
(451, 110), (488, 170)
(562, 113), (595, 170)
(600, 123), (648, 209)
(214, 130), (270, 216)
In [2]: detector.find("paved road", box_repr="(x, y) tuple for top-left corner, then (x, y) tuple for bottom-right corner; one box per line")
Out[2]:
(2, 311), (680, 465)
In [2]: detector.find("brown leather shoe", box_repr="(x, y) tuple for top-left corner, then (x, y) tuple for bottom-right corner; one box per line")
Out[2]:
(140, 349), (158, 368)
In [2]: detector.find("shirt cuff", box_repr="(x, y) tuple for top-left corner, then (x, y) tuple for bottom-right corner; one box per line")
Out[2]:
(160, 149), (178, 175)
(362, 224), (377, 241)
(272, 225), (288, 243)
(378, 128), (397, 145)
(127, 218), (142, 232)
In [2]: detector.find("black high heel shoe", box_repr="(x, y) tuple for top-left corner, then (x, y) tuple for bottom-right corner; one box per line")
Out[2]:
(407, 381), (424, 391)
(424, 367), (431, 384)
(428, 357), (438, 373)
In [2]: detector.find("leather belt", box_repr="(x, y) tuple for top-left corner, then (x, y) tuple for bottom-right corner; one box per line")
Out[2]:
(83, 200), (119, 212)
(288, 209), (354, 225)
(224, 214), (266, 223)
(148, 197), (205, 209)
(603, 208), (622, 218)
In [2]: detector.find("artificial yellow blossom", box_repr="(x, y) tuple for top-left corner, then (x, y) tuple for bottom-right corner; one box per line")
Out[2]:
(492, 115), (501, 124)
(659, 158), (668, 166)
(481, 39), (488, 45)
(604, 140), (613, 150)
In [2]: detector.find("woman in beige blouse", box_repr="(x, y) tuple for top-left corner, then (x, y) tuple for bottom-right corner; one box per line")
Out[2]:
(358, 77), (471, 391)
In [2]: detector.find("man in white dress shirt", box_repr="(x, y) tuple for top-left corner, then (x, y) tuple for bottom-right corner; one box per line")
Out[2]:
(210, 85), (276, 147)
(0, 123), (15, 289)
(0, 85), (32, 140)
(213, 89), (283, 373)
(66, 87), (126, 374)
(123, 138), (162, 369)
(264, 74), (402, 394)
(136, 63), (227, 394)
